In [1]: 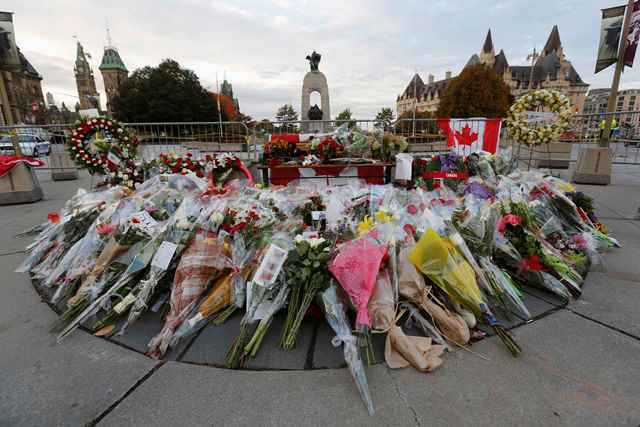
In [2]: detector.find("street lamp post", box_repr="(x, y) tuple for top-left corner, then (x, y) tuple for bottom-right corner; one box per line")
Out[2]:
(601, 0), (636, 147)
(573, 0), (635, 185)
(526, 47), (539, 93)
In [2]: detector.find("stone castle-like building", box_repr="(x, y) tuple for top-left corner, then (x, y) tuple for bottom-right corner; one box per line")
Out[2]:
(74, 34), (128, 115)
(0, 11), (45, 124)
(99, 43), (127, 115)
(397, 26), (589, 116)
(74, 41), (100, 110)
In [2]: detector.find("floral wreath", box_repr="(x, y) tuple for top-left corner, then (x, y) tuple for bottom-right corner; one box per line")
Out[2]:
(506, 89), (572, 146)
(154, 152), (250, 181)
(150, 152), (253, 196)
(67, 117), (139, 185)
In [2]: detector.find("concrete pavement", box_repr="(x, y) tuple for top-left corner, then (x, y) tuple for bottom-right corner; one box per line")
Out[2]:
(0, 168), (639, 426)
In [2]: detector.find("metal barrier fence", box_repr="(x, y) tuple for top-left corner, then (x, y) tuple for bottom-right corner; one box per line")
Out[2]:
(0, 121), (255, 169)
(123, 122), (253, 162)
(2, 113), (640, 172)
(506, 111), (640, 169)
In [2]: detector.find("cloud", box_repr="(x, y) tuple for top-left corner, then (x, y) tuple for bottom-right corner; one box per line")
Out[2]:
(5, 0), (640, 120)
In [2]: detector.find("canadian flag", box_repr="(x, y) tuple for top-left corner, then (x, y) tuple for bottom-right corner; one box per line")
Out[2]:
(436, 118), (502, 155)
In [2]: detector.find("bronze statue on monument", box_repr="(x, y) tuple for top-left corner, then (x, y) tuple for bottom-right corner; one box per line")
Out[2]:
(305, 51), (321, 71)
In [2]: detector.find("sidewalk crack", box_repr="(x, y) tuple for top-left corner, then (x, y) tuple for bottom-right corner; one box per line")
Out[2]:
(386, 368), (421, 426)
(86, 360), (165, 426)
(566, 309), (640, 342)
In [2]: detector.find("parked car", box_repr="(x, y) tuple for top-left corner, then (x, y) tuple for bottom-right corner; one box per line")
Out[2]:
(0, 134), (51, 157)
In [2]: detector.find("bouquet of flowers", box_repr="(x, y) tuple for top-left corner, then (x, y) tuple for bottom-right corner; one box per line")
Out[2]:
(413, 153), (469, 190)
(225, 234), (292, 368)
(313, 137), (344, 163)
(329, 234), (388, 363)
(499, 201), (582, 298)
(148, 229), (233, 358)
(116, 196), (205, 334)
(280, 234), (332, 349)
(373, 132), (408, 161)
(410, 228), (521, 356)
(452, 204), (531, 320)
(322, 284), (375, 415)
(264, 138), (296, 159)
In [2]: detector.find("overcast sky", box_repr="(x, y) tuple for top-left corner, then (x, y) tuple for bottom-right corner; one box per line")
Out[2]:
(5, 0), (640, 120)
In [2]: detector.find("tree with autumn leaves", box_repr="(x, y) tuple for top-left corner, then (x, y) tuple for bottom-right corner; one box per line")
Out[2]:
(436, 64), (512, 118)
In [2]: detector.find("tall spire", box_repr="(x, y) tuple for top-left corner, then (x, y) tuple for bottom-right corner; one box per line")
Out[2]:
(483, 29), (494, 53)
(75, 39), (91, 74)
(542, 25), (562, 55)
(106, 19), (113, 48)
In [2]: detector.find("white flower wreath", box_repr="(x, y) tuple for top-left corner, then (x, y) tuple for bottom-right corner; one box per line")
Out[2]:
(506, 89), (572, 146)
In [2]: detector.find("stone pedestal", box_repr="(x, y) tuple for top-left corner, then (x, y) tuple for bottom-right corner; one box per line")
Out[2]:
(301, 71), (331, 133)
(49, 146), (79, 181)
(572, 147), (612, 185)
(0, 163), (43, 205)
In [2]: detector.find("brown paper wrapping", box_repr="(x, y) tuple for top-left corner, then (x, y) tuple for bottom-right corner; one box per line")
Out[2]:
(368, 269), (395, 331)
(398, 247), (470, 345)
(385, 325), (444, 372)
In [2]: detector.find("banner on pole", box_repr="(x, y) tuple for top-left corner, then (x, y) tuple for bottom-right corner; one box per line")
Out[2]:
(596, 5), (626, 73)
(624, 1), (640, 67)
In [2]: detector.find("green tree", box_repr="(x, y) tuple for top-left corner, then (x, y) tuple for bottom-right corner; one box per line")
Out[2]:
(436, 64), (511, 118)
(112, 59), (225, 123)
(275, 104), (299, 132)
(336, 108), (356, 129)
(375, 107), (395, 131)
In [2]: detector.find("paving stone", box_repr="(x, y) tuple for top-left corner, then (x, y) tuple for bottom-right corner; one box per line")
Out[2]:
(569, 272), (640, 338)
(108, 309), (191, 360)
(312, 322), (346, 368)
(245, 312), (317, 370)
(180, 309), (244, 366)
(100, 362), (416, 426)
(575, 182), (640, 219)
(522, 284), (569, 308)
(516, 290), (557, 320)
(389, 310), (640, 427)
(0, 253), (158, 426)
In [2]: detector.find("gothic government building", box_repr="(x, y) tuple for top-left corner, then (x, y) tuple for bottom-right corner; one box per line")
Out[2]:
(0, 11), (45, 125)
(74, 36), (128, 115)
(396, 26), (589, 116)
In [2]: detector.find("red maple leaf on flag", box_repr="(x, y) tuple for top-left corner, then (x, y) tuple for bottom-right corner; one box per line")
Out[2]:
(454, 125), (479, 146)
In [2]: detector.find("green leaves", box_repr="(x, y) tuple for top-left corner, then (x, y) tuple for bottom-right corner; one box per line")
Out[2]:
(284, 239), (332, 294)
(296, 241), (310, 257)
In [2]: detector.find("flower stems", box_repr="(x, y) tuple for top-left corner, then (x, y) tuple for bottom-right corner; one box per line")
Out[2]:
(280, 284), (302, 348)
(282, 285), (319, 350)
(50, 298), (88, 333)
(493, 326), (522, 357)
(225, 322), (252, 368)
(245, 316), (274, 358)
(212, 304), (237, 326)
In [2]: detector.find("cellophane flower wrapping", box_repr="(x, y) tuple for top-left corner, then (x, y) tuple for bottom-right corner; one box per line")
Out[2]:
(329, 236), (387, 330)
(398, 246), (470, 345)
(148, 229), (233, 358)
(321, 284), (375, 416)
(121, 196), (204, 330)
(409, 229), (482, 313)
